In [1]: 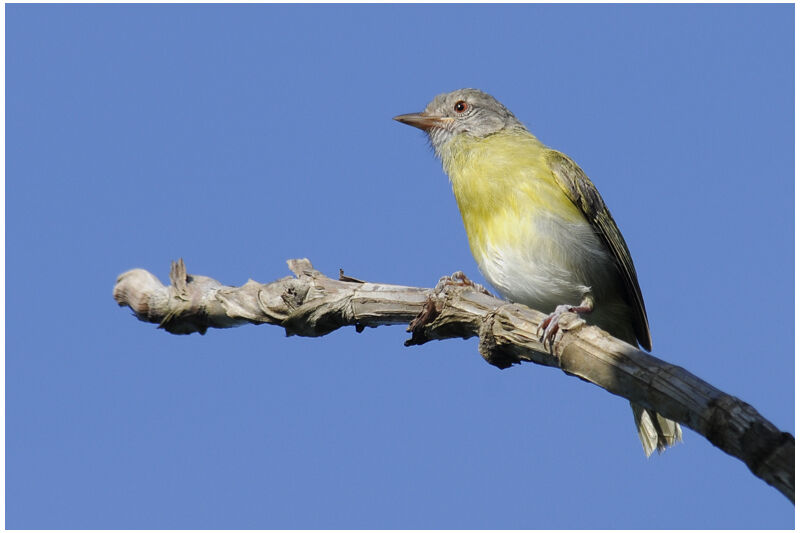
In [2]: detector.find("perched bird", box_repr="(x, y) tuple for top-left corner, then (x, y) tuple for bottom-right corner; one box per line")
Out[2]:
(394, 88), (681, 456)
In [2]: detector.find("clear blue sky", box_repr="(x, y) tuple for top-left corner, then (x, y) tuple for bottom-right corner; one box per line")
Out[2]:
(6, 3), (794, 529)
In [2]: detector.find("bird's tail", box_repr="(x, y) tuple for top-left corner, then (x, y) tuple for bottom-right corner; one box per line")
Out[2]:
(630, 402), (682, 457)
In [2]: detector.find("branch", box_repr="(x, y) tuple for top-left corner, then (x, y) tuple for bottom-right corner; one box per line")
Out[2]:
(113, 258), (794, 502)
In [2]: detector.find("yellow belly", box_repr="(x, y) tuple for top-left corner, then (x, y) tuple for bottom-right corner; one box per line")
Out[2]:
(443, 130), (585, 265)
(440, 130), (625, 323)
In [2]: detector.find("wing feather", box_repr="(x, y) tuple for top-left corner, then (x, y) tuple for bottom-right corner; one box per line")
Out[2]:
(547, 150), (652, 351)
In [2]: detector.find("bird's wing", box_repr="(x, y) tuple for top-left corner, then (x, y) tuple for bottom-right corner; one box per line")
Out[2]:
(546, 150), (652, 351)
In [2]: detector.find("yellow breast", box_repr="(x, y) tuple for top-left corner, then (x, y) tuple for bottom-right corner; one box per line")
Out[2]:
(441, 130), (585, 263)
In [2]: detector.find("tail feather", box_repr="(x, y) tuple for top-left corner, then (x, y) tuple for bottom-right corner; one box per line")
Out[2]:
(631, 402), (682, 457)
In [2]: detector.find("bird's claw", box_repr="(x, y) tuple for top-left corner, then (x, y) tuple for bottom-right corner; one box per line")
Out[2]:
(538, 304), (575, 351)
(434, 271), (492, 295)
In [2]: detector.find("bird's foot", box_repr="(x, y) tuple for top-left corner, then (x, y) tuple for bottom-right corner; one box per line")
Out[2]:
(435, 271), (492, 296)
(538, 303), (593, 351)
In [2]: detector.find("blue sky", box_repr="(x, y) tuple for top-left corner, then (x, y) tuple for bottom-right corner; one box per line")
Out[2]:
(6, 3), (794, 529)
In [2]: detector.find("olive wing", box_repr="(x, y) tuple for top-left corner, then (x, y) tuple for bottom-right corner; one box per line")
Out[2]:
(547, 150), (652, 351)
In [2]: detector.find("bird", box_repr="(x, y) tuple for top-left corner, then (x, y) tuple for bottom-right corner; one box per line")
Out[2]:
(394, 88), (681, 457)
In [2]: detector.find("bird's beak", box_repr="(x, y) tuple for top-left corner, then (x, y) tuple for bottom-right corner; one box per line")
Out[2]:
(393, 112), (450, 132)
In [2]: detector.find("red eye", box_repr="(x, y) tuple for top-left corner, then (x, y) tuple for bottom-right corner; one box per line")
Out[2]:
(453, 100), (468, 113)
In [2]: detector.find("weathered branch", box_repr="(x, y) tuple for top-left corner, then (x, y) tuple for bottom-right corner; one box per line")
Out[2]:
(113, 258), (794, 502)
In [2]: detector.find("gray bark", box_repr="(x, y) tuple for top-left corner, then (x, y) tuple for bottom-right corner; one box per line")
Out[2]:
(113, 258), (794, 502)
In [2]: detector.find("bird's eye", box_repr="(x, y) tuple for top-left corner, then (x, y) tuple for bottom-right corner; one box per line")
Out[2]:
(453, 100), (468, 113)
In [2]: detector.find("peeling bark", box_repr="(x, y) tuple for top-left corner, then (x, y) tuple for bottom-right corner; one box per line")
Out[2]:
(113, 258), (794, 502)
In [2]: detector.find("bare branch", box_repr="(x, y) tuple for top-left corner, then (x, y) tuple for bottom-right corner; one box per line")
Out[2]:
(113, 258), (794, 502)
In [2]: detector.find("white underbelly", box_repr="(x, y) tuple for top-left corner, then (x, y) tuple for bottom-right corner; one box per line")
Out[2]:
(475, 211), (635, 341)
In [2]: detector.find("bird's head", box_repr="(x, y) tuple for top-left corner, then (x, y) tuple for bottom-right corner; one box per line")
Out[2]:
(394, 88), (524, 156)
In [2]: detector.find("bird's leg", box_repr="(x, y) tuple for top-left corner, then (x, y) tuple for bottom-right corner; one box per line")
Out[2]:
(538, 295), (594, 350)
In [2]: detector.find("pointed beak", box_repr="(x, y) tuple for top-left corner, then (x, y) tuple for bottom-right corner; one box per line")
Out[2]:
(393, 112), (450, 132)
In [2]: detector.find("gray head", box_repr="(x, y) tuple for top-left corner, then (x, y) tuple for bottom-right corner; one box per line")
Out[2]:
(394, 89), (525, 154)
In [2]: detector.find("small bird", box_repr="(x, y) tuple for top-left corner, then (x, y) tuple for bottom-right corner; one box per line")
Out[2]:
(394, 88), (681, 456)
